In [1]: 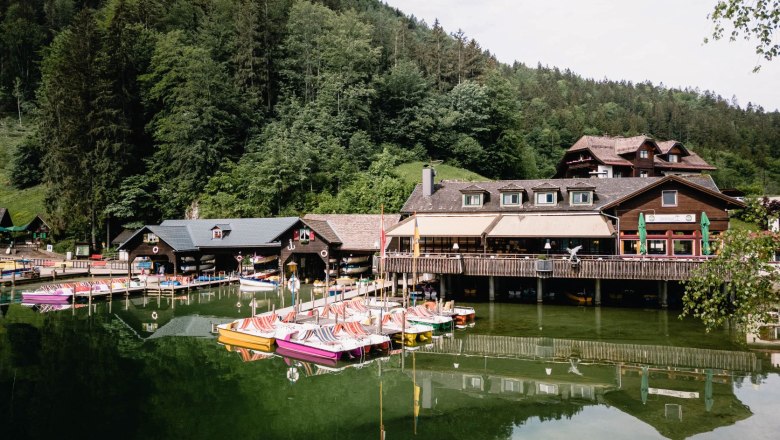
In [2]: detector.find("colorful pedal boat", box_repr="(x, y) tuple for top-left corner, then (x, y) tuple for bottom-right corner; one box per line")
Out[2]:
(216, 316), (279, 351)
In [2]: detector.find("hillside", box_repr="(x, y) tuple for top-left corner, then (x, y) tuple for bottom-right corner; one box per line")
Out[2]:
(0, 0), (776, 239)
(0, 117), (44, 225)
(395, 162), (489, 185)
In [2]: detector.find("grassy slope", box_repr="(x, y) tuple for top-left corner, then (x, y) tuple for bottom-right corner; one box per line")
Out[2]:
(395, 161), (489, 185)
(0, 116), (45, 225)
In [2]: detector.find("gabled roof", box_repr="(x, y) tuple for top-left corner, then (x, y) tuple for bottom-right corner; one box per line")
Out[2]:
(212, 223), (232, 231)
(111, 229), (136, 245)
(304, 214), (402, 251)
(570, 135), (659, 155)
(299, 218), (341, 244)
(401, 176), (724, 214)
(656, 140), (690, 155)
(119, 225), (198, 252)
(459, 184), (487, 193)
(497, 183), (525, 192)
(600, 175), (745, 210)
(566, 182), (596, 191)
(160, 217), (299, 248)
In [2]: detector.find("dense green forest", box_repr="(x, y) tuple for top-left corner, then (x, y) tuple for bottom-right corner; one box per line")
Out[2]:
(0, 0), (778, 245)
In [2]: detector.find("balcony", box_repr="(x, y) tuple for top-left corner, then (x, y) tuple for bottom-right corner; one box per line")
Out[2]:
(382, 253), (712, 281)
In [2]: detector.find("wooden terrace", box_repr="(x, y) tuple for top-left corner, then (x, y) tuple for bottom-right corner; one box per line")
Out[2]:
(383, 253), (712, 281)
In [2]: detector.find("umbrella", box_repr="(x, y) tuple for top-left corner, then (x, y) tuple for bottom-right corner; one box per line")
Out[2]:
(641, 365), (649, 405)
(638, 213), (647, 255)
(701, 212), (711, 255)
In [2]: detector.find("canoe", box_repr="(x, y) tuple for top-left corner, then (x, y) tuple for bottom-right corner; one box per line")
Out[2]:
(565, 292), (593, 305)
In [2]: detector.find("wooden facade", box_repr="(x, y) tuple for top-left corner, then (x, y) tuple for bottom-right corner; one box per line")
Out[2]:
(124, 232), (178, 275)
(277, 220), (334, 280)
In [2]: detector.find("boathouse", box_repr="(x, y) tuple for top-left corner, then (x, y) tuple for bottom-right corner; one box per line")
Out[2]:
(277, 214), (401, 281)
(119, 217), (299, 275)
(383, 167), (744, 306)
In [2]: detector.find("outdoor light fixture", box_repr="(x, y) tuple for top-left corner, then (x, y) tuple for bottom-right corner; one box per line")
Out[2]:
(544, 239), (551, 257)
(453, 243), (460, 251)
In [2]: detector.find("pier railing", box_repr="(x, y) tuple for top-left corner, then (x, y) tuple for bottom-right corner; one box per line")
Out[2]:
(422, 334), (759, 372)
(383, 253), (708, 280)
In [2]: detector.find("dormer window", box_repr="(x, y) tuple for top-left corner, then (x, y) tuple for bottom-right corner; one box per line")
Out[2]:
(639, 150), (649, 159)
(463, 194), (483, 207)
(640, 170), (648, 178)
(668, 154), (679, 163)
(212, 229), (223, 239)
(143, 233), (159, 244)
(535, 192), (556, 205)
(501, 192), (521, 206)
(570, 191), (592, 206)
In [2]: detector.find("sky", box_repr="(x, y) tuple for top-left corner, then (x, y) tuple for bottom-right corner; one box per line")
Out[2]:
(383, 0), (780, 111)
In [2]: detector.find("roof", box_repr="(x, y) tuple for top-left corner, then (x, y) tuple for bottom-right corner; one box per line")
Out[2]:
(654, 153), (717, 170)
(459, 184), (487, 193)
(160, 217), (299, 248)
(600, 175), (745, 210)
(303, 214), (402, 251)
(111, 229), (136, 245)
(386, 213), (614, 238)
(119, 225), (198, 252)
(656, 140), (689, 155)
(300, 218), (341, 244)
(497, 183), (525, 192)
(570, 135), (658, 155)
(564, 135), (714, 171)
(402, 175), (725, 214)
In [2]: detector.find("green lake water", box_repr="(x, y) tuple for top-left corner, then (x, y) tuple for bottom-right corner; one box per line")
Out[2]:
(1, 282), (779, 439)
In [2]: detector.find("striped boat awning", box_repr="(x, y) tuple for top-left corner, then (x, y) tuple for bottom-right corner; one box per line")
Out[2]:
(486, 214), (615, 238)
(387, 214), (615, 238)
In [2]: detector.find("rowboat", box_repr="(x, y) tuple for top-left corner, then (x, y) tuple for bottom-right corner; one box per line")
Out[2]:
(344, 255), (370, 264)
(341, 265), (369, 275)
(565, 292), (593, 305)
(239, 277), (277, 290)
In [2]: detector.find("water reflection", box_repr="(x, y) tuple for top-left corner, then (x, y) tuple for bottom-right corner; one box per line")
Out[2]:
(1, 285), (780, 439)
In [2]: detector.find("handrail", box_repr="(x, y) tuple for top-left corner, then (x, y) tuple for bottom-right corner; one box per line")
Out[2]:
(385, 251), (715, 261)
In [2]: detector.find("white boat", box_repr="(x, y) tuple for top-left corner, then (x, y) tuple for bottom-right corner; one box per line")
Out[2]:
(335, 277), (356, 286)
(239, 277), (277, 290)
(344, 255), (370, 264)
(341, 265), (369, 275)
(252, 255), (278, 265)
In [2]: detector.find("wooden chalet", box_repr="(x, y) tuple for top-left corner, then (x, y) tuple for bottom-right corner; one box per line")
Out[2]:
(382, 166), (744, 305)
(554, 135), (716, 178)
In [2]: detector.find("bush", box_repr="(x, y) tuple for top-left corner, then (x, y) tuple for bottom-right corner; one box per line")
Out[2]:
(52, 238), (75, 255)
(10, 135), (43, 189)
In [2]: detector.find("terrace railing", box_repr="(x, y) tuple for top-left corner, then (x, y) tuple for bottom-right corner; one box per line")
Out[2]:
(382, 252), (715, 281)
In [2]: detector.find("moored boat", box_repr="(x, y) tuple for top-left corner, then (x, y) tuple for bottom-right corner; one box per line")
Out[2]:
(239, 277), (277, 290)
(21, 286), (74, 304)
(406, 305), (454, 331)
(216, 314), (279, 352)
(343, 255), (370, 264)
(565, 292), (593, 305)
(275, 324), (371, 361)
(381, 312), (434, 346)
(341, 264), (369, 275)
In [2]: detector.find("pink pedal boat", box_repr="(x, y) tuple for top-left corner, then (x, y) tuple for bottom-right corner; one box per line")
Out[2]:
(275, 324), (388, 361)
(21, 287), (74, 304)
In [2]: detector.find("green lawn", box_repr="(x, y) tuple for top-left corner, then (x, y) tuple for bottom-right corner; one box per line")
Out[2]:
(0, 116), (45, 225)
(394, 161), (488, 185)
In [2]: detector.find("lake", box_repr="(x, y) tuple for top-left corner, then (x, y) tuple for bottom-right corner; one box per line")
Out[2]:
(1, 282), (778, 439)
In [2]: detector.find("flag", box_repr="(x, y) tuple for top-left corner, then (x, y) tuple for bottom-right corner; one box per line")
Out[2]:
(380, 206), (387, 259)
(413, 215), (420, 258)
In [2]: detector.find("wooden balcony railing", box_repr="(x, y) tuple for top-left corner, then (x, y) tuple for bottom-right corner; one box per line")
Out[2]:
(383, 253), (711, 281)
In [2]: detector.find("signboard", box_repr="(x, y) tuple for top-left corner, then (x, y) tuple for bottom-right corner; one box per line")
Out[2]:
(648, 388), (699, 399)
(74, 244), (90, 257)
(46, 244), (53, 252)
(646, 213), (696, 223)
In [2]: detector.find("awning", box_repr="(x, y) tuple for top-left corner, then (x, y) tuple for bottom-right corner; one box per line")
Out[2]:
(386, 215), (498, 237)
(486, 214), (615, 238)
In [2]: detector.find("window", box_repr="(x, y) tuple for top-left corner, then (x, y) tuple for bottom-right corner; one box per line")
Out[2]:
(639, 150), (649, 159)
(463, 194), (482, 207)
(212, 229), (223, 239)
(648, 240), (666, 255)
(501, 192), (521, 206)
(143, 233), (159, 244)
(673, 240), (693, 255)
(535, 192), (556, 205)
(622, 240), (638, 254)
(570, 191), (592, 205)
(668, 154), (679, 163)
(640, 170), (649, 178)
(662, 190), (678, 206)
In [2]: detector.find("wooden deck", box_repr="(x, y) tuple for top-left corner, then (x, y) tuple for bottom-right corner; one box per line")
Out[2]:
(383, 254), (707, 281)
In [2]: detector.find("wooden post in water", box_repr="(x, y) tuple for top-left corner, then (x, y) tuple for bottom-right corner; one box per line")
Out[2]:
(88, 282), (93, 317)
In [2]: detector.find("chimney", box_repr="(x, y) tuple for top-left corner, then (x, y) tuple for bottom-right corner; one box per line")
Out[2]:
(422, 166), (436, 197)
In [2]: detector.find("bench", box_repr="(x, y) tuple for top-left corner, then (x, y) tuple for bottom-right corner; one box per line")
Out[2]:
(91, 261), (107, 267)
(90, 254), (103, 261)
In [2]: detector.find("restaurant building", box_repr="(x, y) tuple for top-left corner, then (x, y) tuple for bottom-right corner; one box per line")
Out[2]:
(382, 166), (744, 305)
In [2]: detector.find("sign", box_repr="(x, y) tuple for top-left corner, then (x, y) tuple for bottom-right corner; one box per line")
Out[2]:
(75, 244), (90, 257)
(648, 388), (699, 399)
(46, 244), (53, 252)
(646, 213), (696, 223)
(235, 255), (244, 262)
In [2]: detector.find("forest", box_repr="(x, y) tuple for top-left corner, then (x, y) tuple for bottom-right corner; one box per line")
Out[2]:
(0, 0), (778, 246)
